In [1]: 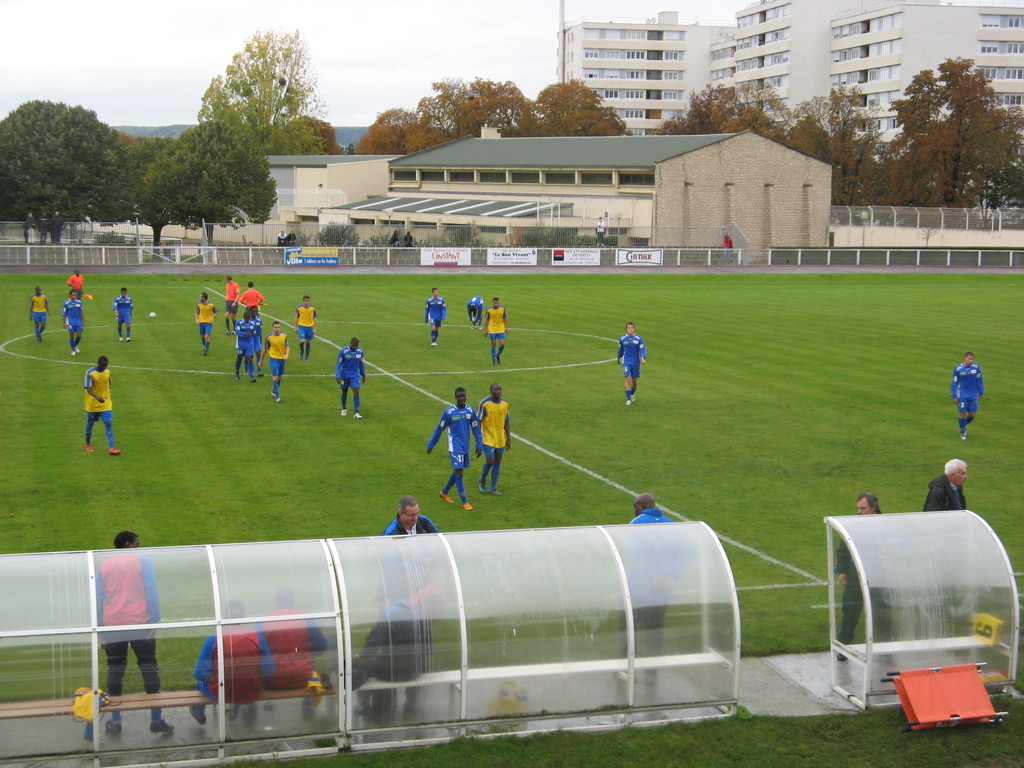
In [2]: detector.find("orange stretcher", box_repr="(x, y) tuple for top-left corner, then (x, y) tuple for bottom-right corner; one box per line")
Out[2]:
(886, 663), (1007, 730)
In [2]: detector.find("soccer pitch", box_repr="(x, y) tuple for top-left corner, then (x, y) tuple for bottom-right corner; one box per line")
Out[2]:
(3, 271), (1021, 659)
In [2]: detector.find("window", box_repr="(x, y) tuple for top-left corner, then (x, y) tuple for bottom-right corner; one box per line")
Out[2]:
(602, 89), (620, 98)
(765, 74), (788, 88)
(392, 170), (416, 182)
(624, 89), (644, 99)
(662, 90), (681, 100)
(870, 12), (902, 32)
(712, 48), (734, 61)
(979, 66), (998, 79)
(664, 31), (683, 41)
(1000, 93), (1024, 105)
(449, 171), (474, 182)
(479, 171), (506, 183)
(1007, 16), (1024, 28)
(584, 49), (600, 58)
(980, 42), (999, 54)
(620, 109), (646, 118)
(1006, 68), (1024, 79)
(766, 28), (790, 43)
(581, 172), (614, 185)
(623, 30), (644, 39)
(663, 51), (680, 60)
(712, 67), (735, 80)
(1009, 42), (1024, 54)
(767, 52), (789, 66)
(736, 36), (755, 50)
(737, 57), (764, 71)
(619, 173), (655, 186)
(647, 30), (663, 41)
(663, 71), (680, 80)
(626, 70), (644, 79)
(545, 172), (575, 184)
(420, 170), (444, 182)
(510, 171), (540, 184)
(626, 50), (646, 59)
(870, 39), (901, 56)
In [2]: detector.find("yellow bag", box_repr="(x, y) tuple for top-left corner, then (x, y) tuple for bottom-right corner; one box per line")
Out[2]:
(486, 680), (528, 716)
(306, 671), (326, 707)
(71, 688), (110, 723)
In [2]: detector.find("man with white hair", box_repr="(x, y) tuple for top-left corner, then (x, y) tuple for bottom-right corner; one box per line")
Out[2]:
(923, 459), (968, 511)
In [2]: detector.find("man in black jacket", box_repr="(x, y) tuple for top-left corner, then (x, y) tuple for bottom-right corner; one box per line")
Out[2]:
(923, 459), (967, 511)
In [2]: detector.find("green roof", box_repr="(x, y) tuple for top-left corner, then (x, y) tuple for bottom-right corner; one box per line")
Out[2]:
(268, 154), (397, 167)
(390, 134), (736, 170)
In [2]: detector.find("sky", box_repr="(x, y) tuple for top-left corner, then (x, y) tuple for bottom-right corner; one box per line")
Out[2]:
(1, 0), (742, 128)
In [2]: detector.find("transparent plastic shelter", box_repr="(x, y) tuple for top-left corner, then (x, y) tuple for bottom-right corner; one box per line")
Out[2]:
(0, 523), (739, 766)
(826, 510), (1018, 709)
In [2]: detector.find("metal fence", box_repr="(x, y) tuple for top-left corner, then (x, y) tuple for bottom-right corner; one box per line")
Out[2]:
(830, 206), (1024, 232)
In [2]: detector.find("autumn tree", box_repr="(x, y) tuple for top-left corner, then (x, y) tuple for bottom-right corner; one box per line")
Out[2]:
(200, 29), (325, 155)
(356, 108), (423, 155)
(523, 81), (626, 136)
(659, 84), (791, 141)
(787, 87), (883, 205)
(297, 116), (342, 154)
(413, 78), (529, 150)
(884, 57), (1024, 206)
(0, 100), (132, 221)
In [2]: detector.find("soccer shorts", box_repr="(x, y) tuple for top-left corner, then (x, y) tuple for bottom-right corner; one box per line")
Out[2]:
(198, 322), (212, 335)
(483, 445), (505, 460)
(298, 326), (314, 341)
(467, 306), (481, 319)
(957, 397), (979, 414)
(225, 300), (238, 314)
(116, 311), (132, 323)
(448, 452), (470, 469)
(86, 410), (113, 426)
(339, 376), (360, 389)
(66, 322), (83, 333)
(31, 311), (47, 323)
(622, 363), (641, 379)
(429, 317), (444, 328)
(270, 358), (286, 377)
(237, 343), (257, 356)
(489, 332), (506, 341)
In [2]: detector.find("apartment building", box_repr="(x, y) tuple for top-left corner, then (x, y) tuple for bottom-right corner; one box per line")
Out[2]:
(558, 11), (734, 135)
(563, 1), (1024, 136)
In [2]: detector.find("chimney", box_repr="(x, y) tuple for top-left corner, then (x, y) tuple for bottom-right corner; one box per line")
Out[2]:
(480, 126), (503, 139)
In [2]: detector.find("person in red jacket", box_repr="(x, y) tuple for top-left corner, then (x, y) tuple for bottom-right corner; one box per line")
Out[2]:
(189, 600), (274, 726)
(96, 530), (174, 735)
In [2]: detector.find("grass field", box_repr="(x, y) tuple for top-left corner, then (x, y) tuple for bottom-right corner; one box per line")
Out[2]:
(2, 270), (1021, 670)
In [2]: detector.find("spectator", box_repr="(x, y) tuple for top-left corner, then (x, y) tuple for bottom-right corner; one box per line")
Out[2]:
(37, 212), (50, 244)
(277, 230), (288, 247)
(923, 459), (968, 511)
(383, 495), (439, 536)
(51, 211), (65, 243)
(24, 212), (36, 243)
(403, 231), (414, 247)
(834, 492), (882, 661)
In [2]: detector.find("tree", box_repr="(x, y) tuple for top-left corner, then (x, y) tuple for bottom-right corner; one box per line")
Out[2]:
(523, 81), (626, 136)
(124, 137), (176, 245)
(413, 78), (529, 150)
(356, 108), (423, 155)
(885, 57), (1024, 206)
(199, 29), (325, 155)
(149, 121), (276, 233)
(0, 100), (132, 221)
(297, 116), (342, 154)
(786, 88), (883, 205)
(659, 84), (791, 141)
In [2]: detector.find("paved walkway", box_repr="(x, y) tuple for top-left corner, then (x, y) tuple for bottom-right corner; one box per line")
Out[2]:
(740, 653), (861, 716)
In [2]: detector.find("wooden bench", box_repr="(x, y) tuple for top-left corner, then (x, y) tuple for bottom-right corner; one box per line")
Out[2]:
(0, 687), (334, 721)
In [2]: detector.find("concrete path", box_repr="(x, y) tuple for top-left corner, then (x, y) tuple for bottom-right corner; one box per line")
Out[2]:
(740, 653), (860, 717)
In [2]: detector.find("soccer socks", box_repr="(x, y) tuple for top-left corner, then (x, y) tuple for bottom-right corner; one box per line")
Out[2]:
(959, 417), (968, 431)
(235, 355), (243, 375)
(431, 329), (438, 343)
(453, 476), (467, 503)
(626, 388), (634, 401)
(490, 462), (501, 490)
(272, 380), (280, 397)
(353, 394), (360, 413)
(442, 473), (456, 495)
(104, 423), (115, 450)
(480, 464), (491, 485)
(202, 339), (209, 353)
(340, 391), (348, 410)
(117, 321), (123, 337)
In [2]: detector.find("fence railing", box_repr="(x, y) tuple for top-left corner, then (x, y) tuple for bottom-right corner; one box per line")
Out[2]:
(830, 206), (1024, 232)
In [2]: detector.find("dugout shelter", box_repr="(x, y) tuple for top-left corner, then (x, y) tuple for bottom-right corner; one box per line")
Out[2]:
(826, 510), (1018, 709)
(0, 522), (738, 765)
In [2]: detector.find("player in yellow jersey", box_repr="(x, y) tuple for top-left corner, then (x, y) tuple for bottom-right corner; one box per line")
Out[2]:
(477, 382), (511, 496)
(483, 297), (508, 364)
(260, 321), (290, 403)
(294, 295), (317, 361)
(194, 293), (218, 355)
(29, 286), (49, 342)
(84, 355), (120, 455)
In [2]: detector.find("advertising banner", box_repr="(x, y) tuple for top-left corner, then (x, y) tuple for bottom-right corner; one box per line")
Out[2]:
(486, 247), (538, 266)
(551, 248), (602, 266)
(284, 247), (339, 266)
(615, 248), (664, 266)
(420, 247), (472, 266)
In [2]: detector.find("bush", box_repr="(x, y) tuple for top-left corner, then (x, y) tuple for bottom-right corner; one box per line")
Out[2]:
(94, 232), (127, 244)
(518, 227), (608, 247)
(317, 224), (359, 246)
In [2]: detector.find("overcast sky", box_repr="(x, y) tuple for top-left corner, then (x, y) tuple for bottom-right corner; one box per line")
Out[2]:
(1, 0), (741, 127)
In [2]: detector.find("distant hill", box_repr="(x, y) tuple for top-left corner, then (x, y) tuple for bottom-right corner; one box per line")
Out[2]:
(113, 125), (369, 149)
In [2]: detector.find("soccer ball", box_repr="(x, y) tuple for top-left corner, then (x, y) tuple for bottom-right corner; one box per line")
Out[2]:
(149, 312), (157, 318)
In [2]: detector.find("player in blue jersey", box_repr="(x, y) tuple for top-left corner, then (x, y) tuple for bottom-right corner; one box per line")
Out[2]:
(29, 286), (49, 342)
(62, 289), (84, 355)
(251, 307), (264, 377)
(112, 287), (134, 342)
(425, 288), (446, 346)
(466, 296), (484, 328)
(335, 337), (366, 419)
(951, 351), (984, 439)
(427, 387), (484, 510)
(477, 383), (511, 496)
(233, 308), (259, 382)
(617, 322), (646, 405)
